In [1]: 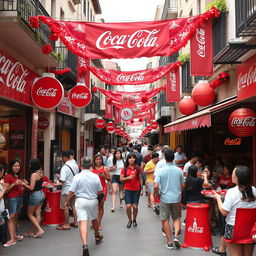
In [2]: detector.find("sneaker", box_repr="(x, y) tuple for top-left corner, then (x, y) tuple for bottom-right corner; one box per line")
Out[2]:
(153, 206), (160, 215)
(83, 245), (89, 256)
(161, 228), (166, 237)
(127, 221), (132, 228)
(165, 243), (174, 250)
(173, 237), (181, 249)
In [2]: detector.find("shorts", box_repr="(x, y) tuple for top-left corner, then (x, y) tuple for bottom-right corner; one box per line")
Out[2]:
(60, 194), (76, 209)
(102, 185), (108, 202)
(124, 189), (140, 205)
(160, 202), (181, 221)
(7, 196), (23, 215)
(111, 175), (123, 185)
(224, 223), (234, 240)
(29, 191), (45, 206)
(75, 198), (98, 221)
(146, 182), (154, 193)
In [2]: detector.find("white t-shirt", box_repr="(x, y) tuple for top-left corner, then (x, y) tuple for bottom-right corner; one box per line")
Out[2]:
(108, 159), (124, 175)
(174, 152), (187, 167)
(183, 161), (192, 174)
(107, 155), (113, 168)
(0, 184), (5, 212)
(222, 186), (256, 225)
(141, 146), (148, 157)
(60, 160), (80, 195)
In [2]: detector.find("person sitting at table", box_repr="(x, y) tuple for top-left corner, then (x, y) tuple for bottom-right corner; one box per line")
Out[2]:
(219, 165), (234, 189)
(202, 165), (218, 190)
(213, 165), (256, 256)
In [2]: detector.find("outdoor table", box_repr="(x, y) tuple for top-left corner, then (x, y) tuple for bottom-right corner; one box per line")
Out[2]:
(201, 189), (227, 199)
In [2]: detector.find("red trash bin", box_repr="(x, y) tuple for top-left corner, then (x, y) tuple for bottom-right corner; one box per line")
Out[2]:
(42, 190), (65, 226)
(182, 203), (212, 251)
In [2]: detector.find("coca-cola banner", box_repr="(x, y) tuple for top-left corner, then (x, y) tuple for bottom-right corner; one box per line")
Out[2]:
(105, 98), (112, 119)
(77, 57), (90, 88)
(0, 49), (39, 106)
(58, 91), (80, 118)
(37, 8), (219, 59)
(87, 61), (181, 85)
(190, 20), (213, 76)
(236, 54), (256, 101)
(166, 66), (180, 103)
(149, 106), (156, 120)
(69, 85), (91, 108)
(114, 107), (121, 124)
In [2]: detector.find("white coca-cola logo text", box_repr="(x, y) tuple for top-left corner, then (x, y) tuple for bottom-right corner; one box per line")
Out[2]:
(0, 54), (29, 93)
(71, 92), (89, 99)
(196, 28), (206, 58)
(38, 121), (48, 127)
(237, 66), (256, 90)
(36, 87), (58, 97)
(231, 116), (256, 127)
(169, 72), (176, 91)
(10, 134), (24, 140)
(122, 93), (140, 101)
(188, 218), (204, 233)
(117, 73), (145, 82)
(96, 29), (160, 50)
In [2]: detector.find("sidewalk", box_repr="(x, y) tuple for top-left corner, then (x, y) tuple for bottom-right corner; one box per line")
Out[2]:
(1, 195), (255, 256)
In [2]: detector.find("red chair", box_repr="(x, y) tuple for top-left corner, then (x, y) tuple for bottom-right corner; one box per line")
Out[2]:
(224, 208), (256, 244)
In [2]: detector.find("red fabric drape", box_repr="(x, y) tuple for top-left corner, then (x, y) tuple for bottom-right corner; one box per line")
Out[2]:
(166, 66), (180, 103)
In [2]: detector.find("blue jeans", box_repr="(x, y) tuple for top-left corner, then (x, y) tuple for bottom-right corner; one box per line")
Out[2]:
(7, 196), (23, 215)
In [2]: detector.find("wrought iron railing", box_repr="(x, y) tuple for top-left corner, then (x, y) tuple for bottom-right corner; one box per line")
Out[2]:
(182, 62), (193, 92)
(85, 94), (101, 115)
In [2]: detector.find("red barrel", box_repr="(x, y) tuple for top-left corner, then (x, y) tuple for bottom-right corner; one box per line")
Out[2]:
(42, 191), (64, 226)
(182, 203), (212, 251)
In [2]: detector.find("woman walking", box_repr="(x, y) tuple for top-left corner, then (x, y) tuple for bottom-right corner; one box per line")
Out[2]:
(109, 149), (124, 212)
(3, 159), (24, 247)
(120, 153), (143, 228)
(91, 154), (110, 230)
(22, 159), (45, 238)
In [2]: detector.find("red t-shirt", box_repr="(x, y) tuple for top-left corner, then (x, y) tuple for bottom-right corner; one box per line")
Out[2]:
(219, 175), (234, 188)
(143, 154), (152, 165)
(4, 174), (24, 198)
(121, 165), (142, 191)
(92, 166), (107, 189)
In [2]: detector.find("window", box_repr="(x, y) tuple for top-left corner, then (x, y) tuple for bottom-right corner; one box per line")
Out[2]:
(83, 0), (86, 16)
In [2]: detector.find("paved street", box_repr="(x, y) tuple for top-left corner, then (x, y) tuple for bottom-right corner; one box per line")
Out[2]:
(1, 195), (255, 256)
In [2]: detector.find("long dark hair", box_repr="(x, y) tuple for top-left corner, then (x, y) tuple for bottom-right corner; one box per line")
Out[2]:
(113, 149), (123, 166)
(8, 159), (21, 177)
(92, 154), (104, 169)
(204, 165), (214, 179)
(125, 152), (137, 168)
(235, 165), (255, 202)
(185, 165), (199, 191)
(30, 159), (41, 173)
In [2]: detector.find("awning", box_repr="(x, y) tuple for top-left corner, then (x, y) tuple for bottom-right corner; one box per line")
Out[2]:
(164, 97), (237, 133)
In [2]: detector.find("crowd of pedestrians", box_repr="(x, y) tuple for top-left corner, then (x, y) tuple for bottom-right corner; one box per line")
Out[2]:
(0, 143), (255, 256)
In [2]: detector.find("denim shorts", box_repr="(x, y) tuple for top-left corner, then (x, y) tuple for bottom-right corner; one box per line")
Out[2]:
(146, 182), (154, 193)
(7, 196), (23, 215)
(124, 189), (140, 205)
(29, 191), (45, 206)
(111, 175), (123, 185)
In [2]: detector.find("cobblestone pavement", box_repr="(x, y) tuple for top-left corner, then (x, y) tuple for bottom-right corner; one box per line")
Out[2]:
(1, 194), (255, 256)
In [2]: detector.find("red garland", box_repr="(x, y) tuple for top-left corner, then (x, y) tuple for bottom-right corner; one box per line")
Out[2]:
(107, 99), (112, 104)
(29, 17), (40, 29)
(92, 87), (98, 93)
(49, 68), (71, 75)
(141, 97), (148, 103)
(50, 33), (59, 41)
(41, 44), (53, 55)
(79, 66), (88, 76)
(209, 72), (230, 89)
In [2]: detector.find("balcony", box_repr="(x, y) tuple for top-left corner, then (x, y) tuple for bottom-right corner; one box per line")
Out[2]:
(0, 0), (58, 68)
(182, 62), (193, 92)
(236, 0), (256, 36)
(85, 94), (101, 116)
(162, 0), (178, 20)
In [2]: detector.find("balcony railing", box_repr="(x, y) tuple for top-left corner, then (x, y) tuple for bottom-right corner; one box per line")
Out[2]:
(182, 62), (193, 92)
(85, 94), (101, 116)
(0, 0), (53, 46)
(235, 0), (256, 36)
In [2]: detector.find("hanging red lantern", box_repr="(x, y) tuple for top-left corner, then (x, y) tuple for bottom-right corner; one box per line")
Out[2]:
(151, 121), (159, 129)
(192, 80), (215, 106)
(130, 119), (134, 124)
(228, 108), (256, 137)
(106, 122), (115, 133)
(178, 96), (196, 115)
(139, 118), (143, 122)
(95, 118), (106, 129)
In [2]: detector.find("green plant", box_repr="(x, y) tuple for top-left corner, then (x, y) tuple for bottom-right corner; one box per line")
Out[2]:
(51, 51), (63, 63)
(206, 0), (227, 12)
(177, 53), (190, 65)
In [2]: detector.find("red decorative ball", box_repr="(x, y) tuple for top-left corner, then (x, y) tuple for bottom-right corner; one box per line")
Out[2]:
(178, 97), (196, 115)
(192, 81), (215, 106)
(141, 97), (148, 103)
(130, 120), (134, 123)
(92, 87), (98, 93)
(41, 45), (53, 55)
(228, 108), (256, 137)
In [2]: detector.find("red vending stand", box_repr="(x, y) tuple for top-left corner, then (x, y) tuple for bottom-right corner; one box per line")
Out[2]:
(182, 203), (212, 251)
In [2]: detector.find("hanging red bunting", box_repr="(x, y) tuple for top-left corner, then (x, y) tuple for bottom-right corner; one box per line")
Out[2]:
(77, 57), (90, 88)
(190, 20), (213, 76)
(166, 66), (180, 103)
(105, 98), (113, 119)
(35, 8), (219, 60)
(114, 107), (121, 124)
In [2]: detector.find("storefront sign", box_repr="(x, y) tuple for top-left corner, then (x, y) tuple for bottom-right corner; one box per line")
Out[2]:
(224, 138), (242, 146)
(151, 121), (159, 130)
(237, 54), (256, 101)
(38, 117), (49, 129)
(106, 122), (115, 133)
(95, 118), (106, 129)
(69, 85), (91, 108)
(120, 108), (133, 121)
(0, 50), (39, 106)
(31, 77), (64, 109)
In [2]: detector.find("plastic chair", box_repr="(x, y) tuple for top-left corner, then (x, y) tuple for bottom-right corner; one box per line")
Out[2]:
(224, 208), (256, 244)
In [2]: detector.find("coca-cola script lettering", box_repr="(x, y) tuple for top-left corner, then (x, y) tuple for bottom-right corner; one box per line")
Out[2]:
(230, 117), (256, 127)
(117, 73), (145, 82)
(37, 87), (57, 97)
(196, 28), (206, 58)
(69, 85), (91, 108)
(237, 65), (256, 91)
(71, 92), (89, 99)
(224, 138), (242, 146)
(169, 72), (176, 91)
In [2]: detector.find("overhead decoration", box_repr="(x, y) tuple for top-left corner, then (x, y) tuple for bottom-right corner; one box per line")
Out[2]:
(209, 72), (230, 89)
(86, 61), (181, 85)
(114, 107), (121, 124)
(151, 121), (159, 130)
(106, 122), (115, 134)
(105, 98), (113, 119)
(228, 108), (256, 137)
(41, 44), (53, 55)
(149, 106), (156, 120)
(178, 96), (197, 115)
(49, 68), (71, 76)
(191, 80), (215, 107)
(34, 8), (219, 60)
(77, 57), (90, 87)
(69, 84), (91, 108)
(95, 118), (106, 129)
(166, 65), (180, 103)
(120, 108), (134, 121)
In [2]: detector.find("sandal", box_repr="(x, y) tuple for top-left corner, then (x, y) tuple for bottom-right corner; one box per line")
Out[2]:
(16, 235), (24, 241)
(33, 230), (45, 238)
(24, 233), (35, 237)
(70, 222), (78, 228)
(3, 241), (16, 247)
(94, 233), (103, 245)
(212, 247), (227, 256)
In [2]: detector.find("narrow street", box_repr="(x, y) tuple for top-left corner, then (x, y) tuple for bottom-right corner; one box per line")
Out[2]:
(2, 195), (250, 256)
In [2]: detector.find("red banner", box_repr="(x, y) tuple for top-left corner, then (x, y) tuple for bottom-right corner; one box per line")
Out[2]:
(105, 98), (112, 119)
(114, 107), (121, 124)
(149, 106), (156, 120)
(190, 20), (213, 76)
(166, 66), (180, 103)
(87, 61), (181, 85)
(236, 54), (256, 101)
(37, 8), (219, 59)
(77, 57), (90, 88)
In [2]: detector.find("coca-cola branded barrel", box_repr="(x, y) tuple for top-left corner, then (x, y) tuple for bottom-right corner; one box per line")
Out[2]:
(228, 108), (256, 137)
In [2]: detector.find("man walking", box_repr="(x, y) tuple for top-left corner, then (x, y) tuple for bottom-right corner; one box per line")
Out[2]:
(154, 150), (185, 250)
(67, 157), (103, 256)
(57, 150), (79, 230)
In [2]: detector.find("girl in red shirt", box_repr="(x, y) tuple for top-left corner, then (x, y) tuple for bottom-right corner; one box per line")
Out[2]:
(120, 152), (143, 228)
(91, 154), (110, 230)
(3, 159), (24, 247)
(219, 165), (234, 189)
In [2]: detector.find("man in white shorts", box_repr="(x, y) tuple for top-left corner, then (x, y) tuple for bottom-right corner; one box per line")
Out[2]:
(67, 157), (103, 256)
